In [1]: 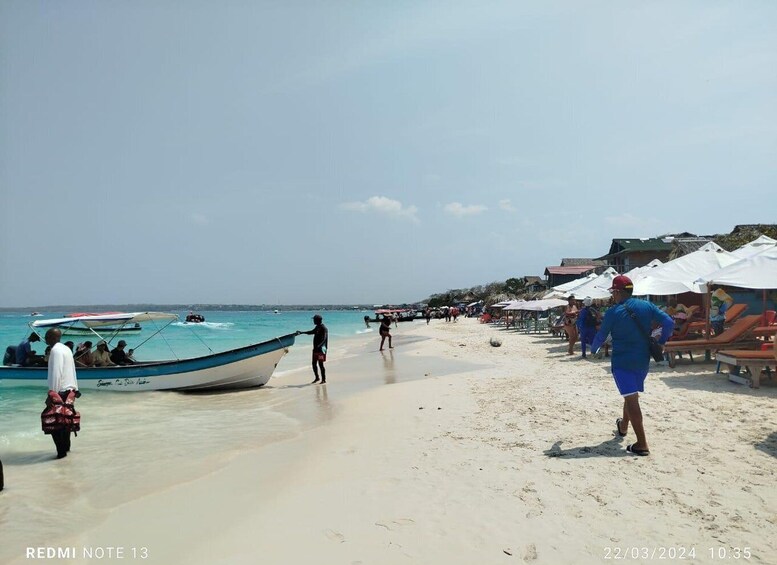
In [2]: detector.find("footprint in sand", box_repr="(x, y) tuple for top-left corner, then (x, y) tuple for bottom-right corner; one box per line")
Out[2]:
(375, 518), (415, 531)
(325, 529), (346, 543)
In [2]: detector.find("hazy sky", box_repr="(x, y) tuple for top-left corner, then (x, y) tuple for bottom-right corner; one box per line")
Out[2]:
(1, 1), (775, 307)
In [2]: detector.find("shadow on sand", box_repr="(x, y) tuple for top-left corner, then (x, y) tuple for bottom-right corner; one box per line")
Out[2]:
(755, 431), (777, 459)
(543, 436), (629, 459)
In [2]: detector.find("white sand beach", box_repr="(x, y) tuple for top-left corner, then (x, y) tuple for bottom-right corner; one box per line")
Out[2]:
(5, 318), (777, 564)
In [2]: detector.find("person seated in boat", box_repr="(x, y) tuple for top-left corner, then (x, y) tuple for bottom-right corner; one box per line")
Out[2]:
(110, 340), (135, 365)
(92, 342), (115, 367)
(74, 341), (94, 367)
(126, 348), (137, 363)
(15, 332), (41, 367)
(64, 341), (75, 352)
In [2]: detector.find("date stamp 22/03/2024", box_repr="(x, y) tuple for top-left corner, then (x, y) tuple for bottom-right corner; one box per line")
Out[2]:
(603, 546), (753, 560)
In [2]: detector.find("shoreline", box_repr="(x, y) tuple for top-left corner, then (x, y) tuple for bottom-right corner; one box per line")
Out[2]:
(4, 318), (777, 564)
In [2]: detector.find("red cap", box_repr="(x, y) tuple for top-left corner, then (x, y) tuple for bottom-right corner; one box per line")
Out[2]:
(609, 275), (633, 291)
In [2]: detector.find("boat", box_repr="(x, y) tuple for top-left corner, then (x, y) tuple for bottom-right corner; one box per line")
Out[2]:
(185, 312), (206, 323)
(0, 312), (296, 391)
(370, 308), (417, 323)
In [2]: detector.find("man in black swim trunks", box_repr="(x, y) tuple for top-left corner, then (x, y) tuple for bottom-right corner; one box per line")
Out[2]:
(296, 314), (328, 384)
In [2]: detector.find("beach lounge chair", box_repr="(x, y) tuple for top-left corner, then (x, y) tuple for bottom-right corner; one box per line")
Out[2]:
(685, 303), (748, 336)
(664, 315), (763, 367)
(715, 349), (777, 388)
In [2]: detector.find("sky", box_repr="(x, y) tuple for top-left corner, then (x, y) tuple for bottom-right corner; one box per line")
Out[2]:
(1, 1), (776, 307)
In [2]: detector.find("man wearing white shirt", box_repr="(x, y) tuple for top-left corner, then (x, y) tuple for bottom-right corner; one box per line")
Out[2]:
(44, 328), (80, 459)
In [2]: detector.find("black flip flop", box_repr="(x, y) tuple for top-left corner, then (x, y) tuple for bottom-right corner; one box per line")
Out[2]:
(616, 418), (627, 437)
(626, 443), (650, 456)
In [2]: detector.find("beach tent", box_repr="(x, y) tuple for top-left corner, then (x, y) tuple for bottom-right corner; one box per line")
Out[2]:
(501, 300), (527, 311)
(505, 298), (567, 311)
(633, 242), (740, 296)
(543, 273), (597, 298)
(731, 235), (777, 259)
(623, 259), (662, 283)
(698, 246), (777, 291)
(560, 268), (618, 300)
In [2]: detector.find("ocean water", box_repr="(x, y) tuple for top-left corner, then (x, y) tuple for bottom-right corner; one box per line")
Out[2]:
(0, 307), (375, 431)
(0, 309), (488, 562)
(0, 308), (381, 559)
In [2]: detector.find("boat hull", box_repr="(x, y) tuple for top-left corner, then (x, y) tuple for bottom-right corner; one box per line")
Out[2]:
(0, 334), (296, 391)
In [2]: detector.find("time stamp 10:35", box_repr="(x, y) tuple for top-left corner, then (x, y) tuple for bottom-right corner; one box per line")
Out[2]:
(603, 546), (752, 560)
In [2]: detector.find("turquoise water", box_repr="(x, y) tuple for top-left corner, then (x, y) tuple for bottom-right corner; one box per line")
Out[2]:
(0, 309), (373, 361)
(0, 308), (374, 447)
(0, 308), (382, 560)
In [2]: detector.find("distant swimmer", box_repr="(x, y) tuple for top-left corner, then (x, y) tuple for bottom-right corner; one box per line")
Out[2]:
(364, 315), (371, 328)
(296, 314), (328, 384)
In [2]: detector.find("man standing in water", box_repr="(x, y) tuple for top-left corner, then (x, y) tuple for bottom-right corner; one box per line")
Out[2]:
(296, 314), (328, 384)
(42, 328), (80, 459)
(592, 276), (673, 457)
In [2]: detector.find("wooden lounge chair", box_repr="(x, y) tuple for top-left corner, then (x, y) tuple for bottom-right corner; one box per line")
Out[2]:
(664, 315), (763, 367)
(685, 303), (748, 336)
(716, 349), (777, 388)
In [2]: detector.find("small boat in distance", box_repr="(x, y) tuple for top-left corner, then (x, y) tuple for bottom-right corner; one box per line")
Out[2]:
(30, 312), (42, 317)
(370, 308), (417, 323)
(185, 311), (205, 323)
(0, 312), (296, 391)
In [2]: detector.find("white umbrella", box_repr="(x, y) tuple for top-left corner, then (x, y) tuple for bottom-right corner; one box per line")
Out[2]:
(731, 235), (777, 259)
(560, 268), (618, 299)
(633, 242), (739, 295)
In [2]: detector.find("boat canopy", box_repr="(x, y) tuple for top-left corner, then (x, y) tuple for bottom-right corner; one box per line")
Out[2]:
(32, 312), (179, 328)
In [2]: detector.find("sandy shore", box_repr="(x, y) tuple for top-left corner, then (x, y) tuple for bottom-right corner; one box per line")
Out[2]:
(7, 318), (777, 564)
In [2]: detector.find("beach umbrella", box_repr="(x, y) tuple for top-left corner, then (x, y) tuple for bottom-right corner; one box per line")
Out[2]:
(560, 268), (618, 299)
(731, 235), (777, 259)
(633, 242), (739, 296)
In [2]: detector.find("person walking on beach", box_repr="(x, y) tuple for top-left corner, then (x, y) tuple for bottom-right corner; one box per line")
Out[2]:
(592, 275), (673, 457)
(562, 296), (579, 355)
(576, 297), (599, 359)
(424, 308), (431, 325)
(41, 328), (80, 459)
(379, 315), (393, 351)
(296, 314), (328, 384)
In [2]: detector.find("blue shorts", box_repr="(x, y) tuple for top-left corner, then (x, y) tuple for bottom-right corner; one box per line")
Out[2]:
(612, 368), (648, 397)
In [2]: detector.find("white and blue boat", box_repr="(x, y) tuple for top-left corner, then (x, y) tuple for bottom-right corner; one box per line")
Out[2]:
(0, 312), (296, 391)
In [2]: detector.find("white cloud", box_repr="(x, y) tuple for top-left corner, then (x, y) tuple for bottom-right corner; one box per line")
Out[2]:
(498, 198), (515, 212)
(190, 213), (210, 226)
(340, 196), (419, 223)
(444, 202), (488, 217)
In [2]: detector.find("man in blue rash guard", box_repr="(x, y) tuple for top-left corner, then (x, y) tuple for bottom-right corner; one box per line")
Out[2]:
(592, 275), (674, 457)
